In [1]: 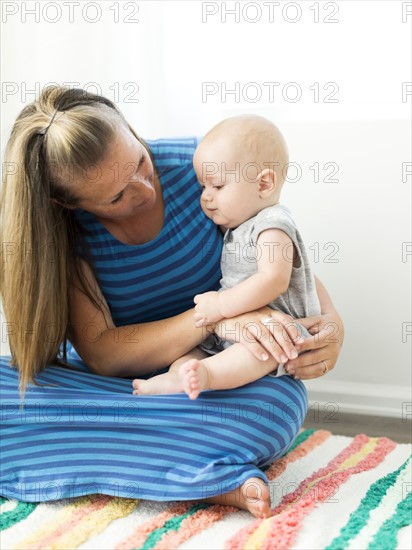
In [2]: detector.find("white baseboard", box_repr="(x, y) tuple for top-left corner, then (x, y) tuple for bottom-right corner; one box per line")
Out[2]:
(304, 379), (412, 420)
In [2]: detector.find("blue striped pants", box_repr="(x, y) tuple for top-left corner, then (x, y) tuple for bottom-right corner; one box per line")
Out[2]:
(0, 355), (308, 502)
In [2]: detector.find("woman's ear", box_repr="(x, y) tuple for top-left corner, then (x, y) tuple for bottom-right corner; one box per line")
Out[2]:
(258, 169), (277, 197)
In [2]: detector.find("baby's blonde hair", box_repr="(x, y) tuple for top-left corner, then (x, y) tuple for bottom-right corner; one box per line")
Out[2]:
(202, 115), (289, 186)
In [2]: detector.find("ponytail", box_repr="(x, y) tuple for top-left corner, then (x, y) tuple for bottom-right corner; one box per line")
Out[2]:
(0, 85), (136, 397)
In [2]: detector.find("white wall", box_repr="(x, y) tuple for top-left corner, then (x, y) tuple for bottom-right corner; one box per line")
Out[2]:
(1, 1), (411, 418)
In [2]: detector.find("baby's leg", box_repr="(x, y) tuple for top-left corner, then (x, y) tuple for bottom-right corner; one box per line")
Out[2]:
(169, 348), (210, 370)
(132, 348), (208, 395)
(180, 344), (279, 399)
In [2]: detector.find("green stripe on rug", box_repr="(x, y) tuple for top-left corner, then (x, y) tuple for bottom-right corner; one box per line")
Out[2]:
(368, 490), (412, 550)
(286, 429), (316, 454)
(138, 503), (209, 550)
(326, 457), (411, 550)
(0, 500), (38, 531)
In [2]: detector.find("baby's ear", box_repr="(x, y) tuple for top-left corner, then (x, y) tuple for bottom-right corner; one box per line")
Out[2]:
(258, 169), (277, 196)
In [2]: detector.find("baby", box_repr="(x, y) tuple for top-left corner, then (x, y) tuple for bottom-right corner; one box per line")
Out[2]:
(132, 115), (321, 399)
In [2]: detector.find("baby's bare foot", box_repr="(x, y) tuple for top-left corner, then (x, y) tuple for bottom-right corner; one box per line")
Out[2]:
(203, 477), (271, 519)
(132, 372), (183, 396)
(132, 379), (151, 395)
(179, 359), (210, 399)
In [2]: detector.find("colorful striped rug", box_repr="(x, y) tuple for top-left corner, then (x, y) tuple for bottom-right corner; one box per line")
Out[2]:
(1, 430), (411, 549)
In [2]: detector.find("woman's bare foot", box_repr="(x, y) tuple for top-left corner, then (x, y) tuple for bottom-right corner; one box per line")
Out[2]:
(202, 477), (271, 519)
(179, 359), (210, 399)
(132, 371), (183, 395)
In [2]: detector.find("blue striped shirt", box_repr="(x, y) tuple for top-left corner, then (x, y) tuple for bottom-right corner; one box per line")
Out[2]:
(74, 138), (223, 325)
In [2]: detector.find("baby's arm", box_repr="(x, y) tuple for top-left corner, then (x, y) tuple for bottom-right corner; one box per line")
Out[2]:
(194, 228), (293, 324)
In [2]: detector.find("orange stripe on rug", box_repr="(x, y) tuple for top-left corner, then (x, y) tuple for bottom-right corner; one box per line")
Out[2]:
(265, 429), (331, 481)
(51, 496), (138, 549)
(226, 435), (397, 550)
(14, 495), (138, 550)
(116, 502), (192, 549)
(14, 495), (106, 549)
(152, 504), (237, 550)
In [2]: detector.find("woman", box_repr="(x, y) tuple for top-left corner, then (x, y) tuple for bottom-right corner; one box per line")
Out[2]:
(0, 86), (344, 519)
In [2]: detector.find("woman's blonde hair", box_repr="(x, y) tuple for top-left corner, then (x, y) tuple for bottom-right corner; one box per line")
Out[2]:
(0, 85), (142, 397)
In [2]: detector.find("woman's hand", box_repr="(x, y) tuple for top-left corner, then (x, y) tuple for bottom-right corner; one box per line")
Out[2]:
(284, 310), (344, 380)
(212, 307), (304, 364)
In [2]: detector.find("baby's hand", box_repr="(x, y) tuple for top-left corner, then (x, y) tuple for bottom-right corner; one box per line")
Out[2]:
(193, 292), (224, 326)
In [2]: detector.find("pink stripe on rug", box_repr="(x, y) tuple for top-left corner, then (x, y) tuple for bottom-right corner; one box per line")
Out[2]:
(274, 436), (394, 516)
(226, 436), (397, 550)
(265, 429), (331, 481)
(224, 519), (262, 550)
(273, 434), (372, 515)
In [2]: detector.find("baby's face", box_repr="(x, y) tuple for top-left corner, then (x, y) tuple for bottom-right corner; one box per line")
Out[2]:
(193, 139), (263, 229)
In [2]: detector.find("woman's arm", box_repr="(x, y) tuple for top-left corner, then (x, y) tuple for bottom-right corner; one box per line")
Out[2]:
(69, 260), (208, 377)
(70, 260), (302, 376)
(284, 275), (345, 379)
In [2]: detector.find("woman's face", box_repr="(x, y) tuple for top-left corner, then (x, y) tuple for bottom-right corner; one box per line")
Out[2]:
(69, 125), (157, 221)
